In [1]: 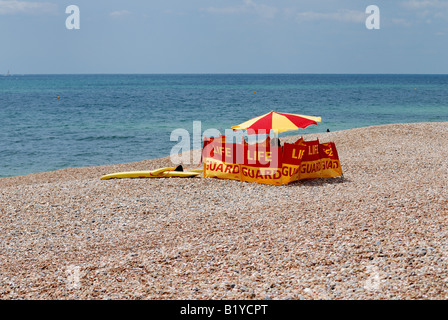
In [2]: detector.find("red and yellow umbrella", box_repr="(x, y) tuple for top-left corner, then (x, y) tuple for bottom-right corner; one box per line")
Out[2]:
(231, 111), (321, 134)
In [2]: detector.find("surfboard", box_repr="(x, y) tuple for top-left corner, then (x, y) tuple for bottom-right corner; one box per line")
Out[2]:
(100, 167), (203, 180)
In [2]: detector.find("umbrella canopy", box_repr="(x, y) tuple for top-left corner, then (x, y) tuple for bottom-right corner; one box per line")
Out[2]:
(231, 111), (321, 134)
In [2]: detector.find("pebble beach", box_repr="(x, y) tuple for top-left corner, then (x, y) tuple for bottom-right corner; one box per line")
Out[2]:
(1, 122), (447, 300)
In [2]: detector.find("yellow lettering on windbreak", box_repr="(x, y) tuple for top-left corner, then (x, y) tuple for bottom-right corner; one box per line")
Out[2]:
(247, 150), (255, 161)
(247, 150), (273, 162)
(308, 145), (319, 155)
(324, 148), (334, 157)
(292, 148), (305, 159)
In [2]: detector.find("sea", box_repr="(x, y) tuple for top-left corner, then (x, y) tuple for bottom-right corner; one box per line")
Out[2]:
(1, 74), (447, 178)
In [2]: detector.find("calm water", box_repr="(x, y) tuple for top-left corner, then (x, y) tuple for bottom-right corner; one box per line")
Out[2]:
(1, 74), (447, 177)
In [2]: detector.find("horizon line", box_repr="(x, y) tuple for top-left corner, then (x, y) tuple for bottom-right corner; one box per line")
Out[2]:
(3, 72), (448, 76)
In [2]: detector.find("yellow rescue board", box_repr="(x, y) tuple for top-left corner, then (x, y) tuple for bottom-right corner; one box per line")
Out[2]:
(100, 167), (203, 180)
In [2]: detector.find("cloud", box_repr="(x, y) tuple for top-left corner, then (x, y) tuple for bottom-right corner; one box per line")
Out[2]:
(109, 10), (131, 18)
(291, 9), (366, 23)
(391, 18), (412, 27)
(163, 9), (187, 16)
(0, 0), (56, 15)
(401, 0), (448, 9)
(201, 0), (278, 19)
(401, 0), (448, 22)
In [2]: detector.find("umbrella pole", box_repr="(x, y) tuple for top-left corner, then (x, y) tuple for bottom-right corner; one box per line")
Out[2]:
(272, 130), (278, 146)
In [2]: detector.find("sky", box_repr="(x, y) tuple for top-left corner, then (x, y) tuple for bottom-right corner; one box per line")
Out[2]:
(0, 0), (447, 74)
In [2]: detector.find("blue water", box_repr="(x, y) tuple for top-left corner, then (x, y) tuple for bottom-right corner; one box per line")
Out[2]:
(1, 74), (447, 178)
